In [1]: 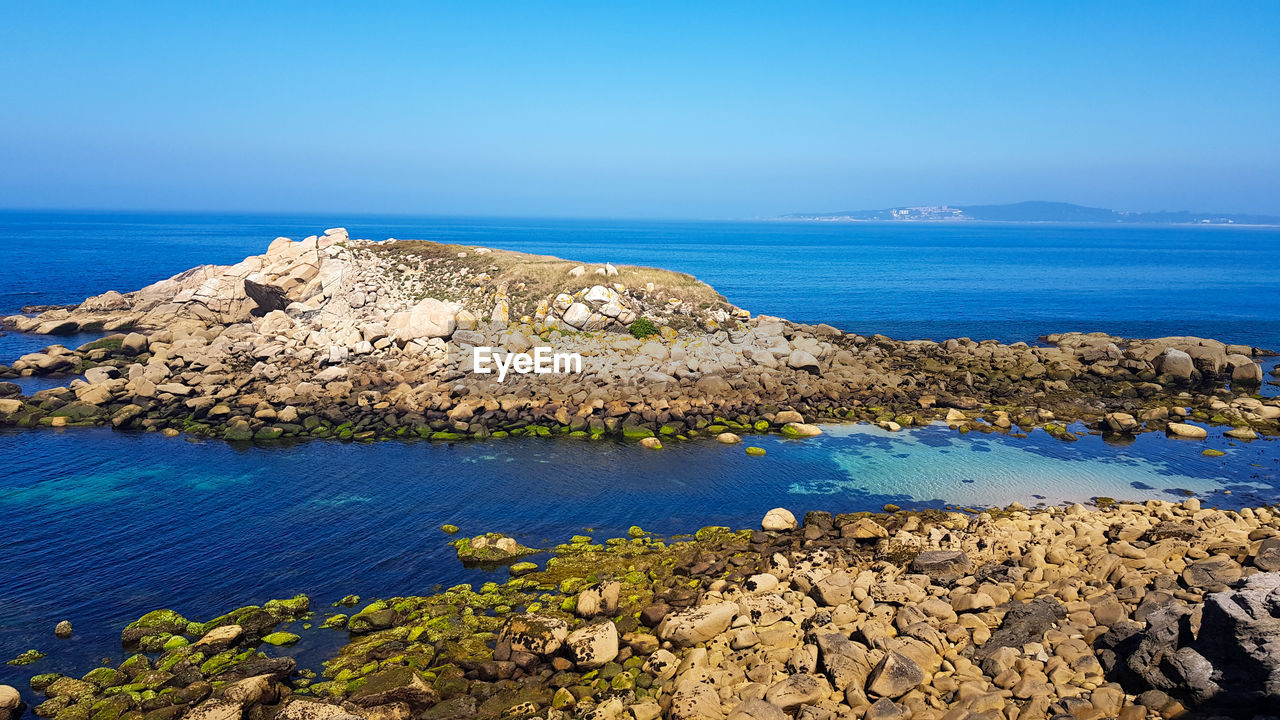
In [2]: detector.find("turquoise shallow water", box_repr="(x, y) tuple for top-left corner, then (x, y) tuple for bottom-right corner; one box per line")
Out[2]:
(1, 423), (1276, 686)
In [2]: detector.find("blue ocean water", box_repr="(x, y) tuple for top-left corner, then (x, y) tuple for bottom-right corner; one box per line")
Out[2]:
(2, 210), (1278, 348)
(0, 423), (1276, 685)
(2, 211), (1280, 692)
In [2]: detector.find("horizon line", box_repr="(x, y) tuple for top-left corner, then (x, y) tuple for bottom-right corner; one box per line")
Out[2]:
(2, 203), (1279, 225)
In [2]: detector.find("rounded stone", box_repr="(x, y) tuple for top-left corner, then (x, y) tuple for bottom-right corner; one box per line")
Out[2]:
(761, 508), (797, 531)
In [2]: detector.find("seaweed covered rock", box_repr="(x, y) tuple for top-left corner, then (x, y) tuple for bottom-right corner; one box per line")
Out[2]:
(120, 609), (189, 645)
(451, 533), (536, 564)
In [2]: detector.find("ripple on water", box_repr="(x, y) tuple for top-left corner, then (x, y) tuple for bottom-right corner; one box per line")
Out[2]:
(795, 423), (1273, 508)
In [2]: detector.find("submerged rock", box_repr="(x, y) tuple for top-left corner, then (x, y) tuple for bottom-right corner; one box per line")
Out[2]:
(6, 650), (45, 666)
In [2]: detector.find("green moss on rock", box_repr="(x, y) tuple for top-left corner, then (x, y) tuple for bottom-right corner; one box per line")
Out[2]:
(7, 648), (46, 666)
(260, 632), (300, 646)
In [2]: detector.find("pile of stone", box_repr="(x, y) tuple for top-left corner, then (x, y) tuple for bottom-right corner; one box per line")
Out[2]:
(8, 500), (1280, 719)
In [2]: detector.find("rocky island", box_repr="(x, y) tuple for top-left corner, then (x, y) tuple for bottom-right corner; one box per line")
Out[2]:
(0, 228), (1276, 444)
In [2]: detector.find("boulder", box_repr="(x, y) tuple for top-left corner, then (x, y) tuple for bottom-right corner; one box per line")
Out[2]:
(1156, 348), (1195, 381)
(451, 329), (485, 346)
(813, 571), (853, 606)
(659, 602), (738, 647)
(787, 350), (820, 372)
(1186, 343), (1228, 374)
(1166, 422), (1207, 440)
(774, 410), (804, 424)
(498, 614), (568, 656)
(1194, 573), (1280, 702)
(193, 624), (243, 652)
(389, 298), (456, 340)
(243, 280), (290, 316)
(1183, 556), (1242, 589)
(565, 621), (619, 670)
(1104, 412), (1140, 433)
(670, 684), (725, 720)
(1107, 573), (1280, 707)
(911, 550), (972, 584)
(780, 422), (823, 438)
(561, 303), (592, 329)
(764, 673), (830, 711)
(761, 507), (797, 531)
(277, 700), (363, 720)
(0, 686), (22, 720)
(348, 666), (438, 710)
(121, 332), (149, 355)
(1227, 354), (1263, 385)
(1255, 538), (1280, 572)
(842, 518), (888, 540)
(186, 700), (249, 720)
(867, 651), (924, 699)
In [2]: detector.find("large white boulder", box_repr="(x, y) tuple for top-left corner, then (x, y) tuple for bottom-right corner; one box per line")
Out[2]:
(565, 621), (619, 669)
(389, 298), (456, 340)
(762, 508), (797, 531)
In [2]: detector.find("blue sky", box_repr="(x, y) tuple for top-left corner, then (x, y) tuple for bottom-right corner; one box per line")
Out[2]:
(2, 2), (1277, 218)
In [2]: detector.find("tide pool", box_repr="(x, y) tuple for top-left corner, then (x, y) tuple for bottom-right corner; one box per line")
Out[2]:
(0, 423), (1275, 686)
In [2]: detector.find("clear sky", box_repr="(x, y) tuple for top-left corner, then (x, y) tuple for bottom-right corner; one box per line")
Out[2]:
(2, 2), (1277, 218)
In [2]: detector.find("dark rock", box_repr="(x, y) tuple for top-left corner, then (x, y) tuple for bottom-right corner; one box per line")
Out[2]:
(1182, 556), (1242, 589)
(1254, 538), (1280, 572)
(1147, 521), (1199, 541)
(640, 604), (670, 627)
(212, 657), (295, 682)
(977, 597), (1066, 659)
(1103, 573), (1280, 708)
(418, 695), (476, 720)
(243, 280), (289, 317)
(348, 667), (438, 710)
(1193, 573), (1280, 703)
(802, 511), (833, 531)
(910, 550), (971, 584)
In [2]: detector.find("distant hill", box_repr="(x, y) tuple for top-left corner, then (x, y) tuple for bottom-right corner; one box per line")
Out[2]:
(780, 201), (1280, 225)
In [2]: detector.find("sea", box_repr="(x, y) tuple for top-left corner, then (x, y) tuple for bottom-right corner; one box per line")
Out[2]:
(1, 211), (1278, 689)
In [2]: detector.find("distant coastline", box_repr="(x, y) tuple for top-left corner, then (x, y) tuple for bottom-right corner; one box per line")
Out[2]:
(778, 200), (1280, 226)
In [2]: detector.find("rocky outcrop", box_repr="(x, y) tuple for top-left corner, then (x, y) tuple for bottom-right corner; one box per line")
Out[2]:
(1, 232), (1275, 444)
(1102, 572), (1280, 709)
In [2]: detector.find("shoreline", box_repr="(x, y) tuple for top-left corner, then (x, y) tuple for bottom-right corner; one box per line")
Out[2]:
(0, 229), (1276, 447)
(5, 499), (1279, 718)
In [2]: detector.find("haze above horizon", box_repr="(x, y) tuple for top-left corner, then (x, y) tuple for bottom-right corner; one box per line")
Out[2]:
(2, 2), (1277, 219)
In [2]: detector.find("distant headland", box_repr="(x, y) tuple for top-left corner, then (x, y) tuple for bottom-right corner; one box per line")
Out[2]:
(779, 200), (1280, 225)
